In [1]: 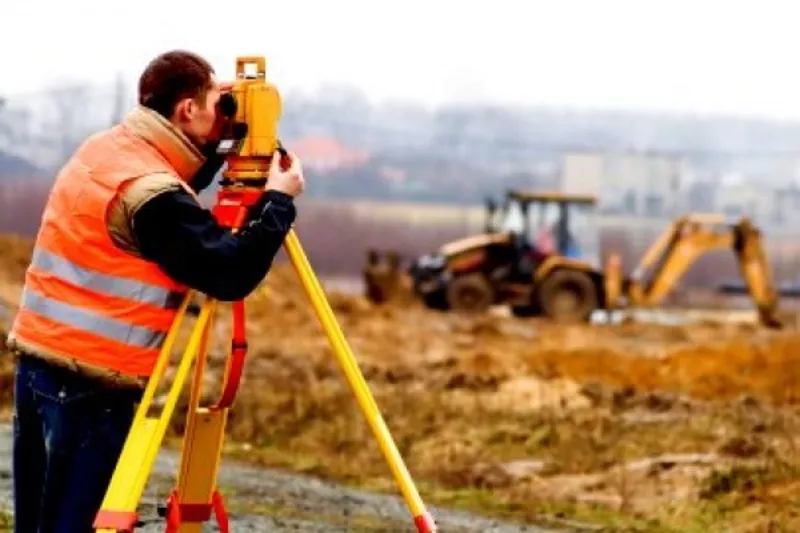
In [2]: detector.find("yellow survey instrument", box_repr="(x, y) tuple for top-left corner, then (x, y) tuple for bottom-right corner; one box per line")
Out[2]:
(93, 56), (437, 533)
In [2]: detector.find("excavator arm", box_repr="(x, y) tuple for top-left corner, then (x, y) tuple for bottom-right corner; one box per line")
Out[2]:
(731, 218), (782, 328)
(624, 214), (782, 328)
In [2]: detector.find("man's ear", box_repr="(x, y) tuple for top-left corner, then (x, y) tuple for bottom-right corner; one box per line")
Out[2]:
(173, 98), (195, 123)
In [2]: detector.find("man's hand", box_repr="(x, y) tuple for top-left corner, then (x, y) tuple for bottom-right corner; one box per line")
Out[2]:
(266, 150), (305, 197)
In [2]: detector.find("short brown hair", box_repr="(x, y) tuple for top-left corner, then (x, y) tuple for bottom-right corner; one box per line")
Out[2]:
(138, 50), (215, 118)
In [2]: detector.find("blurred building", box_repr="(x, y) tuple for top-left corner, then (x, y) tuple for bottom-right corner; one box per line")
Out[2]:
(770, 184), (800, 227)
(559, 150), (688, 218)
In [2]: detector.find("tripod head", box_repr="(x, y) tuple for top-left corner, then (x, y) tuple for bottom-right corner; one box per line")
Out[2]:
(215, 56), (284, 190)
(209, 56), (287, 229)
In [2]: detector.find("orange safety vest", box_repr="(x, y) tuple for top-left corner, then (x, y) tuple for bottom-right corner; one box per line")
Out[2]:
(9, 123), (192, 378)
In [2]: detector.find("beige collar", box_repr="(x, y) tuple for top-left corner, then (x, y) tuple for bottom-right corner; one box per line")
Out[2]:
(122, 106), (206, 183)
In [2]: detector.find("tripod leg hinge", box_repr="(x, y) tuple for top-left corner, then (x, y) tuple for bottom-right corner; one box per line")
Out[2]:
(413, 511), (437, 533)
(164, 489), (230, 533)
(93, 509), (139, 532)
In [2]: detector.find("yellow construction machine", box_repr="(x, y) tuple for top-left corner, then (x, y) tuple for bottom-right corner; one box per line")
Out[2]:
(366, 189), (783, 328)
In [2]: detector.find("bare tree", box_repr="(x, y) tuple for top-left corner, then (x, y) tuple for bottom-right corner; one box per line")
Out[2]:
(46, 82), (93, 162)
(0, 96), (10, 146)
(110, 72), (128, 126)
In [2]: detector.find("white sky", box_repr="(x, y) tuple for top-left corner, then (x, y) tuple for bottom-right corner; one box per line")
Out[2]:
(4, 0), (800, 119)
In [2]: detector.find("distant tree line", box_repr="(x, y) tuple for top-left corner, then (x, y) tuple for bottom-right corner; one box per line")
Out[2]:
(6, 80), (800, 200)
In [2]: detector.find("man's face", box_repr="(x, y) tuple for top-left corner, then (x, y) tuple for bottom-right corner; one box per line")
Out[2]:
(174, 75), (224, 148)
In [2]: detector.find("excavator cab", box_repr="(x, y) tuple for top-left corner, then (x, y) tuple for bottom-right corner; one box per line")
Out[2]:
(513, 191), (601, 268)
(486, 190), (601, 273)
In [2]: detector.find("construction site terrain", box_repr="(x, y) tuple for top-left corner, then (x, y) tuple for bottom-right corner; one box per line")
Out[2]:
(1, 234), (799, 532)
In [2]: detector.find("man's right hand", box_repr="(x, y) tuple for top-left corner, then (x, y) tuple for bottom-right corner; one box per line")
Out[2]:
(266, 149), (305, 197)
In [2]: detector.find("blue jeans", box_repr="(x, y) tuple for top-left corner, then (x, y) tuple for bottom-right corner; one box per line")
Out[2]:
(12, 354), (140, 533)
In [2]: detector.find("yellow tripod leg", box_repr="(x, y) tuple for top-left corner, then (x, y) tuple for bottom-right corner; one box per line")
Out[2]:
(158, 219), (248, 532)
(283, 229), (438, 533)
(93, 295), (215, 532)
(163, 301), (233, 533)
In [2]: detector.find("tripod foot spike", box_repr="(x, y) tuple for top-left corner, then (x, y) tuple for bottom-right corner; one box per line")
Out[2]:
(93, 509), (139, 532)
(414, 512), (438, 533)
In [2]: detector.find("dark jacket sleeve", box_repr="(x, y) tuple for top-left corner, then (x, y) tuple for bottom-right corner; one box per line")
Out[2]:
(131, 188), (296, 301)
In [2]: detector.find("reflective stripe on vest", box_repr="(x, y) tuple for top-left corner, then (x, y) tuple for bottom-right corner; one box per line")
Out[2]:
(20, 286), (168, 349)
(29, 247), (184, 310)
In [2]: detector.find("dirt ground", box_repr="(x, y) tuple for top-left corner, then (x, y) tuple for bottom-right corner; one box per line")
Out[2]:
(2, 234), (800, 532)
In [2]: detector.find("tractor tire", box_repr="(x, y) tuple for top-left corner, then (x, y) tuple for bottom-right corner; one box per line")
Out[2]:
(446, 273), (494, 313)
(537, 269), (598, 323)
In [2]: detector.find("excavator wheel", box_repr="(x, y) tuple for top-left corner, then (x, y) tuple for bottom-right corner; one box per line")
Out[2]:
(446, 272), (495, 313)
(537, 268), (598, 323)
(510, 303), (540, 318)
(422, 290), (450, 311)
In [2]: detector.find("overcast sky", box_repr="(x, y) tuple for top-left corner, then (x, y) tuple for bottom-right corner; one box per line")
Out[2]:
(4, 0), (800, 119)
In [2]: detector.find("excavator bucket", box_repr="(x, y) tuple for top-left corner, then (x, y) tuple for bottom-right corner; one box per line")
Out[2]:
(363, 249), (410, 305)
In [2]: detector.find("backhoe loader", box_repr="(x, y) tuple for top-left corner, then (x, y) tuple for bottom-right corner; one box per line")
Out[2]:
(365, 189), (784, 328)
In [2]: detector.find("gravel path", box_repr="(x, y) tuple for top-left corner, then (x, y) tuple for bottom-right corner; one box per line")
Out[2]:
(0, 424), (564, 532)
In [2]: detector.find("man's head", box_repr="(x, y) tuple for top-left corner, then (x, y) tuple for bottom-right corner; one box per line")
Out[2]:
(138, 50), (224, 148)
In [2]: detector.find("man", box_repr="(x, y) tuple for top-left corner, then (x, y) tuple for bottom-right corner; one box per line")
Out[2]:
(6, 50), (305, 532)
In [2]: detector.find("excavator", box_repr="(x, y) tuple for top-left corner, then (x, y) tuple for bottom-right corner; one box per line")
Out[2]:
(364, 189), (784, 328)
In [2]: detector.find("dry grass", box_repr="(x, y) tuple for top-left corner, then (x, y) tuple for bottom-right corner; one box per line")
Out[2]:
(524, 323), (800, 405)
(0, 234), (33, 286)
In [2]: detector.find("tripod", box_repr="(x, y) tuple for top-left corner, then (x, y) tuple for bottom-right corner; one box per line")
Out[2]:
(92, 56), (437, 533)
